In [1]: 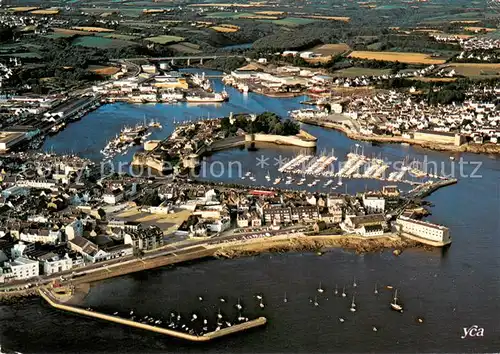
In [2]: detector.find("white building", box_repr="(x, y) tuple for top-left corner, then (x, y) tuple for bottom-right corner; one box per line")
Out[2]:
(299, 52), (315, 59)
(395, 216), (451, 246)
(41, 253), (73, 275)
(363, 193), (386, 214)
(65, 219), (84, 241)
(5, 257), (39, 280)
(103, 189), (124, 205)
(19, 229), (61, 244)
(207, 216), (231, 233)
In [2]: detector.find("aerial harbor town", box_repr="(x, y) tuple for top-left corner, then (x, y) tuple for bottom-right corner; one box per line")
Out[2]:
(0, 0), (498, 352)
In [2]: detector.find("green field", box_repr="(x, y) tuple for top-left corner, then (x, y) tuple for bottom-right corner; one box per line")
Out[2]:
(44, 33), (75, 39)
(72, 36), (136, 48)
(168, 42), (201, 54)
(145, 35), (185, 44)
(102, 33), (139, 40)
(268, 17), (317, 27)
(204, 12), (255, 19)
(333, 67), (392, 78)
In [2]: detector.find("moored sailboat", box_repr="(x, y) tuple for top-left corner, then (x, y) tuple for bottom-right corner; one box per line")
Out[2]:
(390, 289), (403, 312)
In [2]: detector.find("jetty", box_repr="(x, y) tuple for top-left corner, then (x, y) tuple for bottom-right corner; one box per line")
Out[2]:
(39, 288), (267, 342)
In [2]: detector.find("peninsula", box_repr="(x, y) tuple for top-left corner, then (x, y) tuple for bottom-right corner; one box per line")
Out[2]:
(131, 112), (317, 173)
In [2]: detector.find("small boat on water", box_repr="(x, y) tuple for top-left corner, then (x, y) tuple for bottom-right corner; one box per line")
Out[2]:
(353, 277), (357, 288)
(350, 295), (357, 312)
(342, 286), (346, 297)
(284, 292), (288, 303)
(373, 326), (378, 332)
(374, 282), (378, 294)
(317, 282), (324, 293)
(236, 298), (242, 310)
(313, 296), (319, 306)
(390, 289), (403, 312)
(273, 177), (282, 185)
(339, 317), (345, 323)
(334, 284), (338, 295)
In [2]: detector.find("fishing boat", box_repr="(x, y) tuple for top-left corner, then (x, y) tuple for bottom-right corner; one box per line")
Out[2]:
(390, 289), (403, 312)
(259, 300), (265, 308)
(350, 295), (357, 312)
(273, 177), (282, 185)
(313, 296), (319, 306)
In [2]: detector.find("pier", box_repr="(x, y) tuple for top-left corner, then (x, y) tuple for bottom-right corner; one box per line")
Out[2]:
(39, 288), (267, 342)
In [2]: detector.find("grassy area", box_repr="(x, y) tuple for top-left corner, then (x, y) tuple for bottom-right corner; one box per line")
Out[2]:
(102, 33), (139, 40)
(72, 36), (136, 49)
(145, 35), (185, 44)
(44, 33), (75, 39)
(348, 51), (448, 64)
(302, 15), (350, 22)
(204, 11), (255, 18)
(410, 77), (457, 82)
(445, 63), (500, 78)
(168, 42), (202, 54)
(311, 43), (351, 56)
(270, 17), (317, 26)
(333, 67), (392, 77)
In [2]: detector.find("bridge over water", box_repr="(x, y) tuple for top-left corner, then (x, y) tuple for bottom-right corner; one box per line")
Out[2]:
(113, 55), (246, 66)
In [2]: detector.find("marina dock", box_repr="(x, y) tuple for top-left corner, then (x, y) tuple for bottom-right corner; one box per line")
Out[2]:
(39, 288), (267, 342)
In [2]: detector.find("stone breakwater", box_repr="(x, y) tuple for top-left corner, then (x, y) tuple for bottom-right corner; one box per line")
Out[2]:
(39, 288), (267, 342)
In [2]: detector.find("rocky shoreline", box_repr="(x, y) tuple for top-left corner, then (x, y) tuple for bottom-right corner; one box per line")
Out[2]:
(214, 235), (429, 259)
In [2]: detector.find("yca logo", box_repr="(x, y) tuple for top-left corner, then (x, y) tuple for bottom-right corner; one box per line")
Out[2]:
(461, 325), (484, 339)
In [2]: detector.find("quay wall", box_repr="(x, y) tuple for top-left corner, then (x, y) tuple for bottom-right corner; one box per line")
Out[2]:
(135, 130), (317, 172)
(246, 131), (317, 148)
(400, 232), (451, 247)
(39, 289), (266, 341)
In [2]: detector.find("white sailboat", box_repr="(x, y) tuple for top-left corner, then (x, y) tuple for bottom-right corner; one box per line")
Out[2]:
(317, 282), (324, 293)
(350, 294), (357, 312)
(390, 289), (403, 312)
(342, 286), (346, 297)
